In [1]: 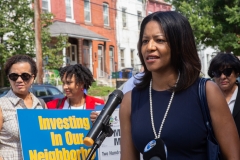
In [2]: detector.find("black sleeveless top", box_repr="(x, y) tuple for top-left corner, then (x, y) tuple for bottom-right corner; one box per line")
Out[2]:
(131, 78), (208, 159)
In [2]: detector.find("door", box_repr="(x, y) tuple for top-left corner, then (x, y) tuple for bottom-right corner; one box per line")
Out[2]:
(66, 44), (77, 65)
(83, 40), (90, 70)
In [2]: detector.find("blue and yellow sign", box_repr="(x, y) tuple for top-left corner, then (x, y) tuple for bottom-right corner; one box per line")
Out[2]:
(17, 110), (98, 160)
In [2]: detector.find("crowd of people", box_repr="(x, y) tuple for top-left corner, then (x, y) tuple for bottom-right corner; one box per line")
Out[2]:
(0, 10), (240, 160)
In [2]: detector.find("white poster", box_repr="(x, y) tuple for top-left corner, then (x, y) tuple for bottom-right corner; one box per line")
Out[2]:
(98, 109), (121, 160)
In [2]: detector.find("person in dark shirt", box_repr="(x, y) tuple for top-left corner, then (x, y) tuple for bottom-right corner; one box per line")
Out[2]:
(120, 11), (240, 159)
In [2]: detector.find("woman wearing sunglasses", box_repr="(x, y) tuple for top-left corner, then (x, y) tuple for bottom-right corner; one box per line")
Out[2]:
(208, 52), (240, 137)
(47, 64), (104, 110)
(0, 54), (46, 160)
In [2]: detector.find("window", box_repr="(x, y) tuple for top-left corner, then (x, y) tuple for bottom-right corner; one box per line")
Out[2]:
(120, 49), (125, 67)
(47, 87), (61, 95)
(65, 0), (74, 20)
(122, 8), (127, 27)
(109, 47), (115, 73)
(34, 87), (48, 97)
(131, 50), (134, 67)
(84, 0), (91, 22)
(42, 0), (50, 12)
(137, 11), (142, 29)
(103, 3), (109, 26)
(98, 45), (104, 77)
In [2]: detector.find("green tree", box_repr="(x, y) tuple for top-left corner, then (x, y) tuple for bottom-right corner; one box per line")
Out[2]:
(41, 13), (70, 70)
(0, 0), (69, 86)
(0, 0), (35, 86)
(167, 0), (240, 54)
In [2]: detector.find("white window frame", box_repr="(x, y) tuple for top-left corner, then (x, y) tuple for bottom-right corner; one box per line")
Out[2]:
(109, 46), (115, 72)
(84, 0), (91, 22)
(137, 11), (142, 30)
(120, 49), (125, 67)
(42, 0), (51, 12)
(65, 0), (75, 23)
(98, 45), (105, 77)
(122, 8), (127, 28)
(131, 49), (134, 67)
(103, 3), (109, 26)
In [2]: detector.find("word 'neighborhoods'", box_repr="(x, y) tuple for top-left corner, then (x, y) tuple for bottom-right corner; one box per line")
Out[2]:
(29, 147), (96, 160)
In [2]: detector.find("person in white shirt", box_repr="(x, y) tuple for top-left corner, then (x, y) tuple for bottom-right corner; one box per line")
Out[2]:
(122, 72), (144, 94)
(208, 52), (240, 137)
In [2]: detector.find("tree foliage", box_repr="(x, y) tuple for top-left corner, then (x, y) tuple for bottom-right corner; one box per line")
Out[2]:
(0, 0), (35, 86)
(41, 13), (70, 70)
(0, 0), (69, 86)
(167, 0), (240, 54)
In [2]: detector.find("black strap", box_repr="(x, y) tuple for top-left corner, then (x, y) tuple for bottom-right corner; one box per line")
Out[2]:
(198, 78), (218, 141)
(199, 78), (222, 160)
(56, 98), (63, 109)
(38, 98), (46, 109)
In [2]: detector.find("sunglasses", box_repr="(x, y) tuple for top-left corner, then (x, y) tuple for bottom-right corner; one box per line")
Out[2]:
(8, 73), (33, 81)
(212, 68), (234, 78)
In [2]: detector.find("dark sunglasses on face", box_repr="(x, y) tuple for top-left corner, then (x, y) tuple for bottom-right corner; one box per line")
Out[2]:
(212, 68), (234, 78)
(8, 73), (33, 81)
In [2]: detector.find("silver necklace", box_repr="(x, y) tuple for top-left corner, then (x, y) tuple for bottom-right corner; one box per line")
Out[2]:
(149, 72), (180, 139)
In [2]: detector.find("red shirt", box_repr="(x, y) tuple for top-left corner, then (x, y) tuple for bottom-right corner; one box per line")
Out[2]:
(47, 95), (105, 110)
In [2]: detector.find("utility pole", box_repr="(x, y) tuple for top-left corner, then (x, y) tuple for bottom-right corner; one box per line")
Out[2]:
(34, 0), (43, 84)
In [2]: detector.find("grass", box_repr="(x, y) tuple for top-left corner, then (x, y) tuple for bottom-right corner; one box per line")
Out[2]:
(88, 82), (115, 96)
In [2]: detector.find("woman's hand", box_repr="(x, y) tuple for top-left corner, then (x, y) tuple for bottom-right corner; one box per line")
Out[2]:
(90, 111), (99, 123)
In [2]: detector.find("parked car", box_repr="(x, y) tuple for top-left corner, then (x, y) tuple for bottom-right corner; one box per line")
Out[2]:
(0, 87), (10, 97)
(0, 84), (65, 103)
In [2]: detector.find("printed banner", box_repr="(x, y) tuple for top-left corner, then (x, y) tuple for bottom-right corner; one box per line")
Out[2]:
(97, 109), (121, 160)
(17, 109), (98, 160)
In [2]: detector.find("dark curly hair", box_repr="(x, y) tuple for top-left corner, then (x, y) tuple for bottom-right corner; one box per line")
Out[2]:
(4, 54), (38, 78)
(60, 64), (95, 90)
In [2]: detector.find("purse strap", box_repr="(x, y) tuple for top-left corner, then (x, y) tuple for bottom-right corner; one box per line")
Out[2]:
(198, 78), (217, 139)
(38, 98), (46, 109)
(56, 98), (63, 109)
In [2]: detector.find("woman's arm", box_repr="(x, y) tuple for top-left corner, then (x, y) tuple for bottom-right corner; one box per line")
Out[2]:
(206, 81), (240, 159)
(120, 91), (140, 160)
